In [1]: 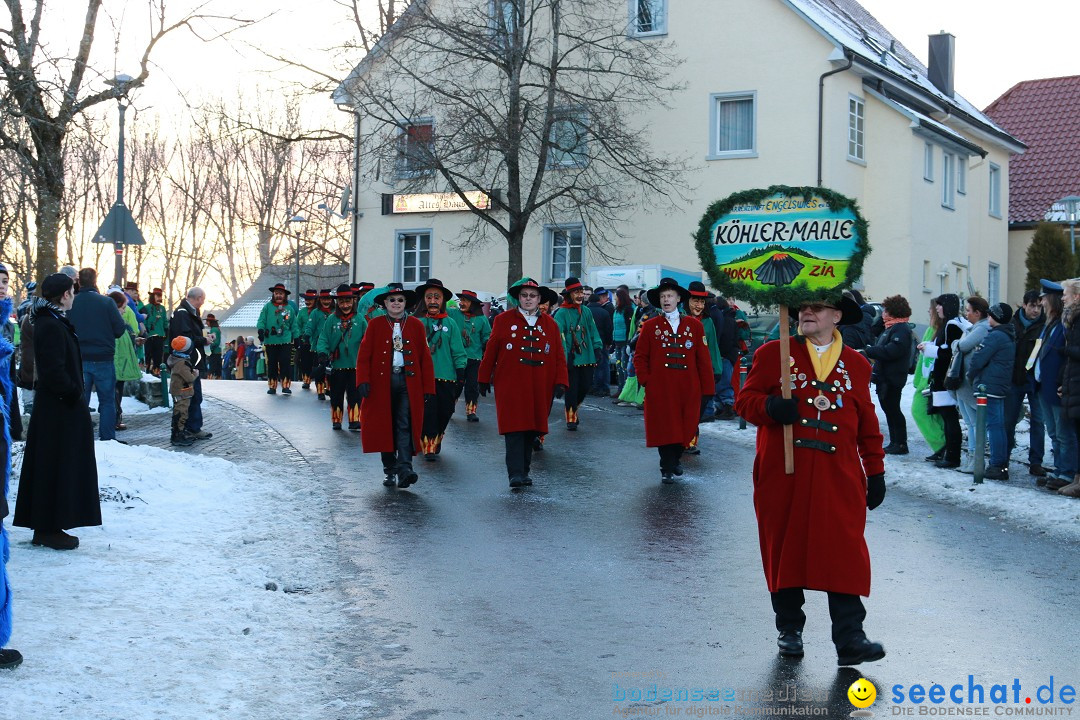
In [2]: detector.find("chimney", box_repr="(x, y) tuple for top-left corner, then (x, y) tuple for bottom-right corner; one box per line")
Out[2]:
(928, 31), (955, 98)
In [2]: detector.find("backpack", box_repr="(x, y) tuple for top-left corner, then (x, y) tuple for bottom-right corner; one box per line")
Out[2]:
(906, 324), (919, 375)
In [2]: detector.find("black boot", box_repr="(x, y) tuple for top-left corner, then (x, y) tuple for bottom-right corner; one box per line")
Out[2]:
(777, 630), (804, 657)
(883, 443), (909, 455)
(836, 636), (886, 666)
(0, 648), (23, 669)
(925, 448), (945, 462)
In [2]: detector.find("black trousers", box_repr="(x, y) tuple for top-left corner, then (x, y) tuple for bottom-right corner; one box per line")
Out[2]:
(658, 443), (683, 471)
(329, 369), (361, 424)
(939, 405), (963, 463)
(381, 372), (415, 474)
(565, 365), (592, 414)
(208, 353), (222, 378)
(462, 359), (481, 405)
(876, 381), (907, 445)
(504, 430), (539, 479)
(297, 341), (315, 381)
(771, 587), (867, 648)
(423, 380), (458, 441)
(265, 344), (292, 383)
(146, 335), (165, 372)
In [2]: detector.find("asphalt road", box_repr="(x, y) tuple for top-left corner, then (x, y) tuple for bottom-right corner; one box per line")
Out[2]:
(205, 381), (1080, 719)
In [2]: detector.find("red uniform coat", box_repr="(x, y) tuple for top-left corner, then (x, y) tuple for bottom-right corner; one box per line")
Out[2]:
(634, 314), (714, 447)
(355, 315), (435, 454)
(734, 338), (885, 597)
(477, 310), (568, 435)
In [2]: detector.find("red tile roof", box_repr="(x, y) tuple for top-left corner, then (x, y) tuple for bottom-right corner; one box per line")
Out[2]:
(984, 75), (1080, 224)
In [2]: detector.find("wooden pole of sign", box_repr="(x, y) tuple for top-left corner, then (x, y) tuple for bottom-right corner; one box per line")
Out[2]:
(778, 306), (795, 474)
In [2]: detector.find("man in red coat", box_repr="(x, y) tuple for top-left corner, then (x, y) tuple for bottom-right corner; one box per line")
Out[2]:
(356, 284), (435, 489)
(734, 293), (887, 667)
(633, 279), (714, 483)
(478, 279), (569, 488)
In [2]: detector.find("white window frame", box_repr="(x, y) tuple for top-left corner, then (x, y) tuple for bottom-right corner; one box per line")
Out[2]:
(396, 229), (433, 286)
(942, 151), (955, 209)
(544, 223), (586, 283)
(923, 142), (934, 182)
(547, 109), (589, 169)
(847, 94), (865, 164)
(957, 156), (967, 195)
(628, 0), (667, 37)
(708, 91), (757, 160)
(988, 263), (1000, 305)
(989, 163), (1002, 218)
(395, 119), (435, 179)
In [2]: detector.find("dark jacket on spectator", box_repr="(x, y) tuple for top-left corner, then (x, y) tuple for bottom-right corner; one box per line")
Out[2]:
(1035, 317), (1066, 407)
(1010, 307), (1044, 385)
(1059, 306), (1080, 419)
(66, 286), (126, 362)
(710, 301), (739, 365)
(967, 323), (1016, 398)
(864, 321), (915, 388)
(17, 313), (35, 389)
(587, 298), (614, 346)
(169, 298), (209, 371)
(841, 305), (876, 351)
(14, 303), (101, 531)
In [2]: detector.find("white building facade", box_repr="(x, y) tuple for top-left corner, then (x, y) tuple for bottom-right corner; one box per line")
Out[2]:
(334, 0), (1023, 304)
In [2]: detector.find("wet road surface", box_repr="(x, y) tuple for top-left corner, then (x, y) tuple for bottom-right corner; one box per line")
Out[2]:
(205, 381), (1080, 718)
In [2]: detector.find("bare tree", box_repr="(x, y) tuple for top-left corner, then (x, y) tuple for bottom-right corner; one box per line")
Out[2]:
(0, 0), (257, 283)
(338, 0), (691, 285)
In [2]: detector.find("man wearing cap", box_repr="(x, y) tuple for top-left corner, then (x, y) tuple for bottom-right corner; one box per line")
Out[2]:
(587, 287), (614, 398)
(478, 279), (568, 488)
(356, 284), (434, 488)
(169, 287), (213, 440)
(257, 283), (298, 395)
(634, 279), (714, 481)
(66, 268), (128, 442)
(452, 289), (491, 422)
(683, 281), (723, 454)
(553, 276), (604, 430)
(1006, 289), (1046, 477)
(968, 302), (1017, 480)
(415, 279), (467, 459)
(143, 288), (170, 376)
(295, 290), (319, 389)
(316, 284), (367, 430)
(308, 289), (335, 400)
(735, 293), (887, 667)
(1033, 279), (1075, 490)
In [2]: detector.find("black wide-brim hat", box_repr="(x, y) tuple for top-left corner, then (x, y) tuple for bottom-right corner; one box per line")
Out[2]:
(541, 287), (561, 306)
(414, 278), (453, 304)
(788, 294), (863, 326)
(373, 285), (418, 310)
(268, 283), (291, 295)
(646, 279), (691, 309)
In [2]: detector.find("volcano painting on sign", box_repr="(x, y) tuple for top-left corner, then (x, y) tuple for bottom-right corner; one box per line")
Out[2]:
(694, 185), (869, 307)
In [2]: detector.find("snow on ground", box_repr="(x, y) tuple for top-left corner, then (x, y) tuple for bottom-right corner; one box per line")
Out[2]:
(0, 441), (363, 718)
(701, 382), (1080, 541)
(121, 394), (170, 415)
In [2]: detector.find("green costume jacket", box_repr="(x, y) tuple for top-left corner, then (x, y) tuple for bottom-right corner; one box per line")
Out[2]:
(208, 327), (222, 355)
(296, 306), (315, 342)
(308, 307), (335, 349)
(691, 312), (722, 374)
(143, 302), (169, 337)
(554, 302), (604, 366)
(315, 311), (368, 370)
(257, 301), (298, 344)
(114, 305), (142, 382)
(419, 313), (467, 382)
(449, 308), (491, 361)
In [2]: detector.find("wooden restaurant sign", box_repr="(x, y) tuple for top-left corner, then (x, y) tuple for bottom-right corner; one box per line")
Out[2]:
(390, 191), (491, 214)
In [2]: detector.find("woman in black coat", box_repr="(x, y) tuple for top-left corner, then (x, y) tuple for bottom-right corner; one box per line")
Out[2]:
(13, 274), (101, 550)
(918, 293), (965, 468)
(864, 294), (915, 454)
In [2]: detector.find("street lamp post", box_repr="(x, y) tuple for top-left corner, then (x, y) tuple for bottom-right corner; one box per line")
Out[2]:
(287, 213), (308, 297)
(1061, 195), (1080, 255)
(106, 74), (135, 286)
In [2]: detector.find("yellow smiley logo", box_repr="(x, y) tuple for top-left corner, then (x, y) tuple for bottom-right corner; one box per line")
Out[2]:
(847, 678), (877, 709)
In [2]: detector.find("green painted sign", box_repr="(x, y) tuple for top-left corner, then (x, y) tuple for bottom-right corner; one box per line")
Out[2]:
(694, 185), (869, 307)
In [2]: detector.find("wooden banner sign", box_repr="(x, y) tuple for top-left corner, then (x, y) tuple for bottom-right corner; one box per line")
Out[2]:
(694, 185), (869, 307)
(696, 186), (870, 474)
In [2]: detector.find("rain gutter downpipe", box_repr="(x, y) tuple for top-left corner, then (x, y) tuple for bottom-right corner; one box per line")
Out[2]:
(817, 50), (854, 187)
(336, 102), (362, 283)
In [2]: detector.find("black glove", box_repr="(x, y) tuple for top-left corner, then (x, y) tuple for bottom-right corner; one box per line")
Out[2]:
(356, 382), (370, 399)
(943, 376), (961, 392)
(316, 353), (329, 366)
(456, 368), (466, 383)
(765, 395), (800, 425)
(866, 473), (886, 510)
(478, 382), (490, 397)
(553, 384), (567, 399)
(257, 329), (266, 342)
(424, 393), (436, 402)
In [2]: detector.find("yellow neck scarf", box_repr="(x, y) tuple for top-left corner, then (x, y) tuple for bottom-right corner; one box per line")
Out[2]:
(805, 329), (844, 382)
